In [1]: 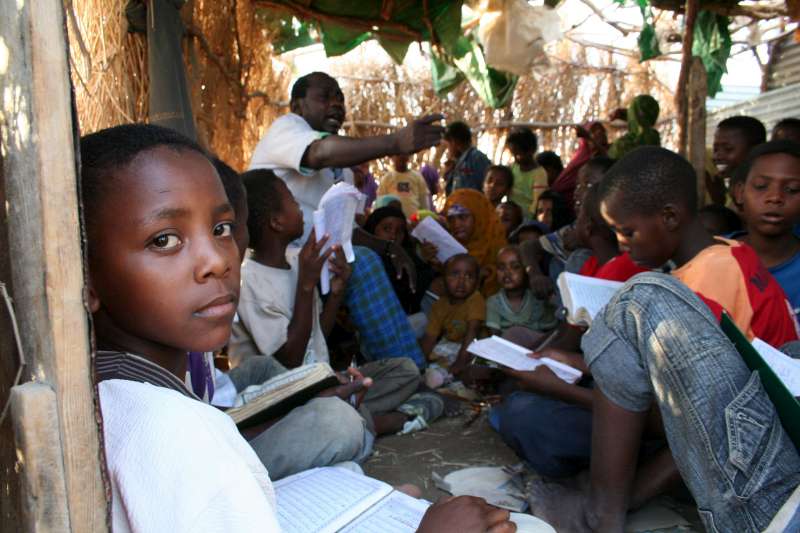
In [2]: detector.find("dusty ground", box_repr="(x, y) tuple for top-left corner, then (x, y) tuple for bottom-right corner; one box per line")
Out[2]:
(363, 410), (519, 501)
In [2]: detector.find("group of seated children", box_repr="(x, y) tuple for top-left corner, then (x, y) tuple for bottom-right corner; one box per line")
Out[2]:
(84, 101), (800, 532)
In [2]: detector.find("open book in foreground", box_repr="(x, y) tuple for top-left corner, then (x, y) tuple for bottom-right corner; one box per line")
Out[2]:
(557, 272), (623, 327)
(226, 362), (339, 429)
(468, 336), (583, 384)
(274, 466), (555, 533)
(313, 183), (364, 294)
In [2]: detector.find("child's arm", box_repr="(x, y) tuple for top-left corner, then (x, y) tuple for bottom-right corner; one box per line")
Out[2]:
(320, 248), (352, 337)
(272, 233), (332, 369)
(419, 332), (438, 358)
(503, 366), (593, 409)
(450, 319), (481, 376)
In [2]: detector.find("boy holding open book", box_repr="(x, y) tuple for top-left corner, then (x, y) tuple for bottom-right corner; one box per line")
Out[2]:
(83, 123), (515, 533)
(525, 147), (800, 532)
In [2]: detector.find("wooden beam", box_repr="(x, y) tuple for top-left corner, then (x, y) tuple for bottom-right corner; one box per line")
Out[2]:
(675, 0), (700, 156)
(687, 57), (708, 207)
(0, 0), (109, 530)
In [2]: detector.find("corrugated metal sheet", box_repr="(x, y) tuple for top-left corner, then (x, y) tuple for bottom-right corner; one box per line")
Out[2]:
(767, 34), (800, 90)
(706, 83), (800, 144)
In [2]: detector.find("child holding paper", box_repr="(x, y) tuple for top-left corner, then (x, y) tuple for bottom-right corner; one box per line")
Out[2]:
(419, 254), (485, 387)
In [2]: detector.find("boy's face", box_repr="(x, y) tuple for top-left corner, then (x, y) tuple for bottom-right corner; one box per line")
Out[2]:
(517, 228), (542, 244)
(508, 144), (535, 169)
(293, 75), (346, 134)
(496, 249), (525, 291)
(447, 212), (475, 243)
(713, 128), (751, 176)
(374, 216), (405, 244)
(736, 153), (800, 238)
(484, 170), (511, 204)
(444, 138), (466, 159)
(444, 258), (478, 300)
(601, 192), (679, 268)
(88, 147), (240, 354)
(496, 204), (521, 236)
(275, 180), (305, 241)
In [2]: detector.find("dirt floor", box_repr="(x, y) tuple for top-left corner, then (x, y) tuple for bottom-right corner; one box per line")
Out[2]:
(363, 408), (703, 532)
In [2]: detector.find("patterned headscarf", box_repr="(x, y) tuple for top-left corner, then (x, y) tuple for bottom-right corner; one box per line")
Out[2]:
(444, 189), (507, 296)
(608, 95), (661, 160)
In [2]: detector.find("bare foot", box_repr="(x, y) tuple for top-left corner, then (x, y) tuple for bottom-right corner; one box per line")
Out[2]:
(395, 483), (423, 499)
(527, 478), (592, 533)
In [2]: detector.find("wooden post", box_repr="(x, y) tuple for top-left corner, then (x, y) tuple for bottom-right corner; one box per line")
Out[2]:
(675, 0), (700, 156)
(687, 57), (708, 207)
(0, 0), (109, 531)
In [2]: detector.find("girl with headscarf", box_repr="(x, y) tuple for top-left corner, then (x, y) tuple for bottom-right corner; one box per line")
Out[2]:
(443, 189), (508, 296)
(608, 94), (661, 160)
(551, 121), (609, 211)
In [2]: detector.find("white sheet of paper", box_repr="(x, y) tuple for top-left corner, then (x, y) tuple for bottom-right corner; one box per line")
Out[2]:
(314, 183), (363, 294)
(338, 491), (429, 533)
(468, 336), (582, 384)
(275, 467), (392, 533)
(558, 273), (624, 323)
(752, 338), (800, 396)
(410, 216), (467, 263)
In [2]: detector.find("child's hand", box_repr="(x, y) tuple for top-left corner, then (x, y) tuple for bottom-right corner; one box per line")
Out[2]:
(318, 367), (372, 408)
(328, 246), (352, 295)
(502, 365), (564, 396)
(386, 241), (418, 292)
(417, 496), (515, 533)
(298, 229), (333, 292)
(420, 241), (441, 268)
(528, 272), (555, 299)
(532, 347), (587, 373)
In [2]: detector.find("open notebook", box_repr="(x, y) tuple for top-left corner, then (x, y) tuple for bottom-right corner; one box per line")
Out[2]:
(226, 362), (339, 429)
(467, 336), (583, 384)
(275, 467), (556, 533)
(556, 272), (623, 327)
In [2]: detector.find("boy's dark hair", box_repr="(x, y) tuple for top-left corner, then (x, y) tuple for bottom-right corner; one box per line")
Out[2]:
(733, 139), (800, 186)
(487, 165), (514, 189)
(444, 121), (472, 145)
(698, 204), (743, 234)
(535, 151), (564, 173)
(506, 127), (538, 153)
(444, 253), (479, 276)
(536, 190), (573, 231)
(584, 156), (615, 177)
(775, 118), (800, 132)
(240, 169), (285, 246)
(598, 146), (698, 215)
(581, 186), (616, 244)
(80, 123), (207, 230)
(213, 158), (245, 216)
(717, 115), (767, 148)
(290, 71), (334, 102)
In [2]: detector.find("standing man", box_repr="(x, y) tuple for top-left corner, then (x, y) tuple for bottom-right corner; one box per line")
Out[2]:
(248, 72), (444, 366)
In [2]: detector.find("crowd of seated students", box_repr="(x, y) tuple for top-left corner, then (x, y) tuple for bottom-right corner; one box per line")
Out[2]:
(83, 68), (800, 532)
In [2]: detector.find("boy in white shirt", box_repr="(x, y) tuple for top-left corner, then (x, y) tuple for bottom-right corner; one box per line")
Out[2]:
(81, 123), (515, 533)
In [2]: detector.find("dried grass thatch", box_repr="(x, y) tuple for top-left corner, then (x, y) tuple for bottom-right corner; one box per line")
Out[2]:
(67, 2), (674, 176)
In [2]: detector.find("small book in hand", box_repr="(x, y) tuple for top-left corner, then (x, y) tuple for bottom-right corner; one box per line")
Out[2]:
(226, 362), (340, 429)
(557, 272), (623, 327)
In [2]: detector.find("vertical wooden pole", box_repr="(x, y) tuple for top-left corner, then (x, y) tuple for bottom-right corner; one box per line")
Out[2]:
(0, 0), (109, 531)
(675, 0), (700, 156)
(687, 57), (708, 207)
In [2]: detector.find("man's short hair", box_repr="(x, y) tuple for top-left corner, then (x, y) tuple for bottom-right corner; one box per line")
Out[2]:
(444, 253), (479, 276)
(444, 121), (472, 145)
(535, 151), (563, 173)
(598, 146), (698, 215)
(213, 158), (245, 216)
(240, 169), (285, 246)
(584, 156), (615, 176)
(80, 123), (207, 230)
(487, 165), (514, 189)
(506, 127), (538, 153)
(717, 115), (767, 148)
(290, 71), (334, 102)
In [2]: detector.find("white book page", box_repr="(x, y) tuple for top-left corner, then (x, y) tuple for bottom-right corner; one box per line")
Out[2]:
(315, 184), (363, 294)
(558, 273), (624, 324)
(468, 336), (582, 383)
(752, 338), (800, 396)
(339, 491), (430, 533)
(275, 467), (393, 533)
(410, 216), (467, 263)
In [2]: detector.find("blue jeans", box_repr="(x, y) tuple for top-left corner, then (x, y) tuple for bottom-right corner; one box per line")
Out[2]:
(584, 272), (800, 532)
(492, 391), (592, 478)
